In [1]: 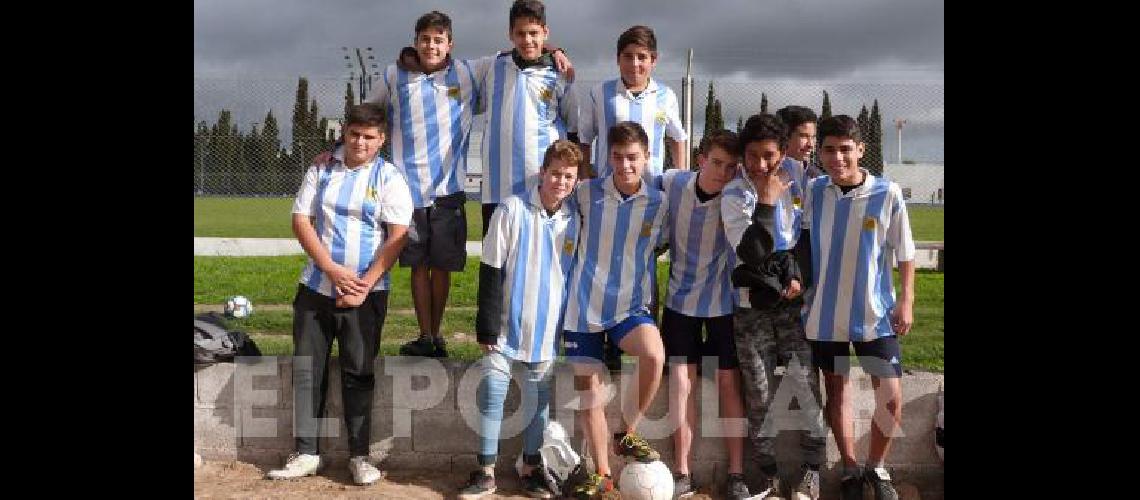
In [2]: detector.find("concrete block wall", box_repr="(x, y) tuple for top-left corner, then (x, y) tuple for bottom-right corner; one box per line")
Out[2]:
(194, 357), (943, 498)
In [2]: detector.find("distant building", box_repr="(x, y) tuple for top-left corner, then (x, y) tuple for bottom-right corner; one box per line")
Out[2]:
(883, 163), (944, 204)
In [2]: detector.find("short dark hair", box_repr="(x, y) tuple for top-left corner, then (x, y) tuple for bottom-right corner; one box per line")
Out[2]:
(775, 105), (817, 135)
(608, 121), (649, 153)
(414, 11), (452, 41)
(542, 140), (584, 172)
(818, 115), (862, 143)
(344, 103), (387, 131)
(617, 25), (657, 57)
(698, 129), (739, 157)
(738, 113), (787, 153)
(509, 0), (546, 28)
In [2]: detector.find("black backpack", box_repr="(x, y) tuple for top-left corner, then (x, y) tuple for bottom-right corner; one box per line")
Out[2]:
(194, 312), (261, 363)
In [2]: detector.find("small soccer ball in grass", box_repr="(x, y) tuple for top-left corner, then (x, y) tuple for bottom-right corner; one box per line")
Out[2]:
(224, 295), (253, 318)
(618, 461), (673, 500)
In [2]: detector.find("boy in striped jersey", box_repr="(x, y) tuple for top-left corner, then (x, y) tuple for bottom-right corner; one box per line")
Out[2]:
(562, 122), (668, 499)
(459, 140), (583, 500)
(268, 104), (413, 486)
(722, 113), (826, 500)
(478, 0), (579, 237)
(800, 115), (915, 500)
(655, 130), (749, 499)
(575, 24), (685, 359)
(776, 105), (822, 182)
(576, 25), (688, 178)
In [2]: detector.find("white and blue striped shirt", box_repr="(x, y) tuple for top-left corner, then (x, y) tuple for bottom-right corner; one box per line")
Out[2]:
(368, 57), (492, 208)
(657, 170), (734, 317)
(291, 152), (414, 296)
(801, 171), (916, 342)
(578, 78), (686, 178)
(721, 164), (806, 308)
(482, 186), (580, 362)
(480, 54), (577, 204)
(564, 176), (670, 332)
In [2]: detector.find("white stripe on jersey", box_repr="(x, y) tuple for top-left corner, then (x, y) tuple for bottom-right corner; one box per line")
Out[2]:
(720, 172), (758, 308)
(564, 176), (669, 332)
(578, 78), (686, 178)
(480, 54), (575, 204)
(291, 153), (414, 297)
(482, 186), (580, 362)
(801, 171), (916, 342)
(370, 58), (487, 208)
(659, 171), (734, 317)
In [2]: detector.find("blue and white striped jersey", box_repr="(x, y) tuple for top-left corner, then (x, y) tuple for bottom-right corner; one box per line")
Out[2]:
(368, 57), (492, 208)
(292, 152), (414, 296)
(563, 176), (670, 332)
(773, 156), (807, 251)
(801, 171), (916, 342)
(479, 53), (577, 204)
(658, 170), (734, 317)
(578, 78), (685, 178)
(482, 186), (580, 362)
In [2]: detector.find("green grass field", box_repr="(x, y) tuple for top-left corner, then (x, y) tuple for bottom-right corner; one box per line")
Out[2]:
(196, 255), (943, 372)
(195, 197), (945, 242)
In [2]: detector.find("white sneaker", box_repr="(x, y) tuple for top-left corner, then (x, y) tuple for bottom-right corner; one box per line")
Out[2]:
(349, 456), (383, 485)
(267, 452), (322, 479)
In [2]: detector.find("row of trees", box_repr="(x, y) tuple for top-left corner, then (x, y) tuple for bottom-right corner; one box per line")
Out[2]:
(195, 78), (890, 195)
(193, 77), (338, 195)
(696, 83), (887, 175)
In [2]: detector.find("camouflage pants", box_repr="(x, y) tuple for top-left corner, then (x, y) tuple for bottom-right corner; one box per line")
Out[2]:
(733, 305), (826, 468)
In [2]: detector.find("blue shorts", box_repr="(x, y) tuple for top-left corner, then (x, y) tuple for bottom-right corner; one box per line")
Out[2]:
(563, 314), (656, 363)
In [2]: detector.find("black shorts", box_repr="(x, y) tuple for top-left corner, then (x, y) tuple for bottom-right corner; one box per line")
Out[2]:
(809, 336), (902, 378)
(660, 308), (738, 370)
(482, 202), (498, 238)
(399, 191), (467, 271)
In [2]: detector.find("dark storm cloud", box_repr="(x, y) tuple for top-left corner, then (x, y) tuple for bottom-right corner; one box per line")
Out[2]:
(195, 0), (942, 81)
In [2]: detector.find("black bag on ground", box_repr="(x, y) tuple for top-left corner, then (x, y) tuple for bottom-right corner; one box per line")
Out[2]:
(194, 312), (262, 364)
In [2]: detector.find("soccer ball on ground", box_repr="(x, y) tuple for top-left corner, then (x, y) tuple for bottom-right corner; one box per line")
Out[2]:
(618, 460), (673, 500)
(224, 295), (253, 318)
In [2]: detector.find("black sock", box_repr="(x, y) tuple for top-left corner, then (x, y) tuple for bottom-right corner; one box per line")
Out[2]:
(761, 464), (778, 477)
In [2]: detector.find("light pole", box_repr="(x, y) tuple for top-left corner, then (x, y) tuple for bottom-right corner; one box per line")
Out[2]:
(895, 118), (908, 163)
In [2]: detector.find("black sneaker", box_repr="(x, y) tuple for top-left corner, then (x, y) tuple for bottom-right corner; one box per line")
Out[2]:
(863, 467), (898, 500)
(673, 472), (695, 499)
(753, 471), (782, 500)
(523, 469), (554, 499)
(399, 335), (436, 357)
(839, 466), (864, 500)
(613, 431), (660, 463)
(458, 470), (496, 500)
(432, 337), (449, 358)
(724, 473), (750, 500)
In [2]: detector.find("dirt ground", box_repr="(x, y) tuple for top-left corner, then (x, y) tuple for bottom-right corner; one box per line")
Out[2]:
(194, 459), (718, 499)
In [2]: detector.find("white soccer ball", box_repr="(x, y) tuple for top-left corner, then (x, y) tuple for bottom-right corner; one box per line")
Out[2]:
(224, 295), (253, 318)
(618, 461), (673, 500)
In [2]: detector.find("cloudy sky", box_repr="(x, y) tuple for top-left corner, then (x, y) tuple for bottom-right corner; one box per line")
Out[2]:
(195, 0), (944, 161)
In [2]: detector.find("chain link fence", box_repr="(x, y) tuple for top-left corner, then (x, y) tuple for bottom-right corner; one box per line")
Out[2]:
(194, 76), (943, 221)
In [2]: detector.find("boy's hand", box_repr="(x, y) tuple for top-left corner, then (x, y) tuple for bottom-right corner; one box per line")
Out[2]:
(890, 301), (914, 335)
(328, 265), (368, 296)
(336, 289), (367, 309)
(552, 49), (575, 82)
(781, 279), (802, 300)
(312, 150), (333, 167)
(754, 168), (793, 206)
